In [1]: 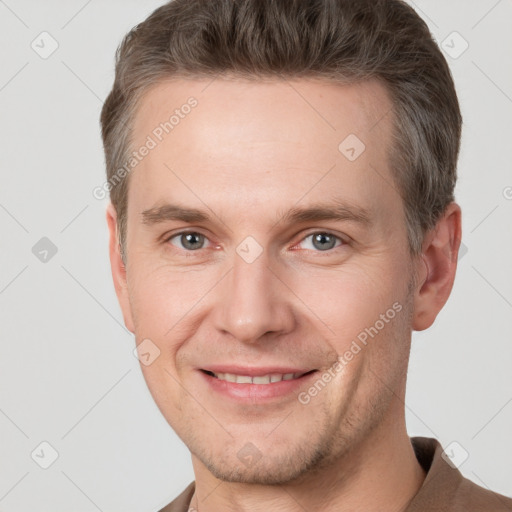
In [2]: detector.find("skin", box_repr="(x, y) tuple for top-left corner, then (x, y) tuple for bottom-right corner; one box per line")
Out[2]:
(106, 76), (461, 511)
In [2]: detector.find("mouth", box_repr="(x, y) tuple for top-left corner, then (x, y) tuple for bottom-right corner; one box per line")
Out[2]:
(198, 366), (320, 401)
(200, 369), (316, 384)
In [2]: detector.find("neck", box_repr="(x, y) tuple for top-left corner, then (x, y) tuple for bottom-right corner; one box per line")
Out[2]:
(190, 411), (426, 512)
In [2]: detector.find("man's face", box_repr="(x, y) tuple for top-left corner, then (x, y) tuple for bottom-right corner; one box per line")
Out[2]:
(114, 77), (419, 484)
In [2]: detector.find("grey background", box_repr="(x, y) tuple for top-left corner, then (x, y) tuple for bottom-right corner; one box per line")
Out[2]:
(0, 0), (511, 510)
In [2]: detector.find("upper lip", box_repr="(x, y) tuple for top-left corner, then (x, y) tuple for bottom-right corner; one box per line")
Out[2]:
(200, 365), (316, 377)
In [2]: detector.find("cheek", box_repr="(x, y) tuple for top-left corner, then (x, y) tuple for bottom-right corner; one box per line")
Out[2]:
(138, 361), (187, 430)
(131, 268), (197, 412)
(128, 261), (210, 337)
(289, 261), (407, 346)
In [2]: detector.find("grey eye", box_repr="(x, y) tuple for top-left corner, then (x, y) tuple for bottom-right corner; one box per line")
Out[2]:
(312, 233), (337, 250)
(171, 232), (207, 250)
(301, 232), (342, 251)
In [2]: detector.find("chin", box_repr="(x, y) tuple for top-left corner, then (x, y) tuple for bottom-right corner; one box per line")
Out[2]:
(196, 440), (334, 485)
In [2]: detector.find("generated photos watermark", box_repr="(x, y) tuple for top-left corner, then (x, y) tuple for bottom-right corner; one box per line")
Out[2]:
(298, 301), (403, 405)
(92, 96), (198, 200)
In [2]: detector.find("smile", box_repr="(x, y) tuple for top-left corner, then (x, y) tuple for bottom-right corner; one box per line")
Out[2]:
(204, 370), (311, 384)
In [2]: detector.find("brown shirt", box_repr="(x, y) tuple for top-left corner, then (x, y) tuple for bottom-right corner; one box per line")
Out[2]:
(159, 437), (512, 511)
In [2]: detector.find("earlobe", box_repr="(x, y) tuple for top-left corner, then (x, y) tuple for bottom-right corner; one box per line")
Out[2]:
(412, 203), (462, 331)
(106, 202), (135, 333)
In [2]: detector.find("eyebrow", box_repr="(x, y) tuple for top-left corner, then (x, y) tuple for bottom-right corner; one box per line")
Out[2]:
(141, 200), (372, 228)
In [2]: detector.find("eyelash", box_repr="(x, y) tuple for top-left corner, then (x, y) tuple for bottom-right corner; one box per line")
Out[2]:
(163, 230), (346, 256)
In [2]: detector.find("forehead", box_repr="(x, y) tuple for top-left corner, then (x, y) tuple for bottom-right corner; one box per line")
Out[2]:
(133, 75), (393, 148)
(127, 76), (397, 224)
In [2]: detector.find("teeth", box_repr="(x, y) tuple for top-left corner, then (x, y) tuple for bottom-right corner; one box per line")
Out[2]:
(253, 375), (271, 384)
(211, 372), (303, 384)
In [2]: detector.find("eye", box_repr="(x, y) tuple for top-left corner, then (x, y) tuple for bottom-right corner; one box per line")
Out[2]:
(164, 230), (345, 255)
(296, 232), (343, 252)
(166, 231), (212, 251)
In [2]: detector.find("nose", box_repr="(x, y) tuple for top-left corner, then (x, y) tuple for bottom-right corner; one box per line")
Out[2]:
(212, 245), (295, 344)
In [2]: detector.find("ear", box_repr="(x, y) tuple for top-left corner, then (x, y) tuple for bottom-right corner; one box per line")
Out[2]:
(106, 202), (135, 333)
(412, 202), (462, 331)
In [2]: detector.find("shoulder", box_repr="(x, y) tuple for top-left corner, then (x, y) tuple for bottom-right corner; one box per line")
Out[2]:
(454, 476), (512, 511)
(408, 437), (512, 511)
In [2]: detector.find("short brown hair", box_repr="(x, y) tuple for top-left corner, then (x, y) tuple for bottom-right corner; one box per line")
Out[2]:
(100, 0), (462, 263)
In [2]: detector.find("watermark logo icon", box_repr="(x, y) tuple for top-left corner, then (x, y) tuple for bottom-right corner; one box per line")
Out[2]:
(31, 32), (59, 59)
(441, 441), (469, 469)
(441, 31), (469, 59)
(31, 441), (59, 469)
(133, 338), (161, 366)
(236, 236), (263, 264)
(32, 237), (58, 263)
(237, 442), (262, 467)
(338, 134), (366, 162)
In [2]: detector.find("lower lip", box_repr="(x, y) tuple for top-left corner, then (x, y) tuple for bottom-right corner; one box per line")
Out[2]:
(199, 370), (318, 401)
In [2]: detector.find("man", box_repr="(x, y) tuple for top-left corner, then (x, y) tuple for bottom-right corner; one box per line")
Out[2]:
(101, 0), (512, 510)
